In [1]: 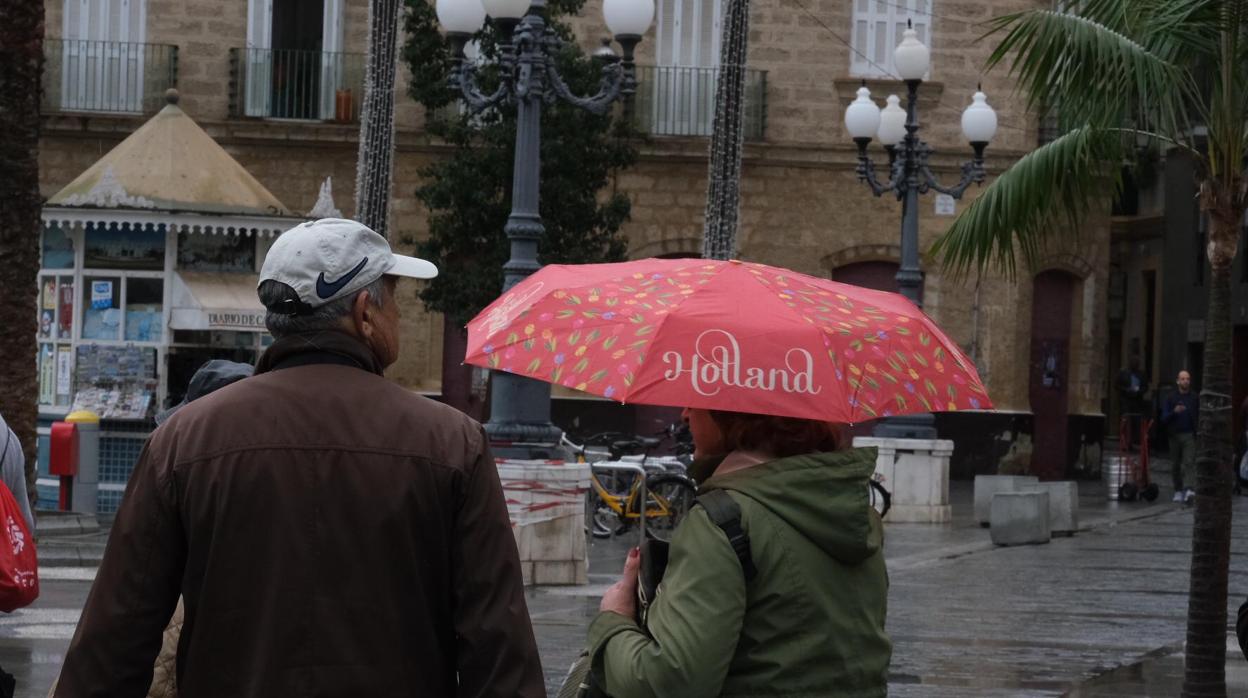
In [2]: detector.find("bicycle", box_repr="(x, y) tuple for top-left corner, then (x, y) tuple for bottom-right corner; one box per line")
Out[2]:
(561, 432), (697, 542)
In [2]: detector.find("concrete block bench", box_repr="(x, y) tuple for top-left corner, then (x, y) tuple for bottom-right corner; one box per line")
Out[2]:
(853, 437), (953, 523)
(497, 459), (590, 585)
(1020, 481), (1079, 535)
(989, 491), (1051, 546)
(974, 475), (1039, 527)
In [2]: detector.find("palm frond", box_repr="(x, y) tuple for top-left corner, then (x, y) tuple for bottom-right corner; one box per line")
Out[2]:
(1076, 0), (1219, 63)
(983, 8), (1201, 141)
(1208, 0), (1248, 183)
(928, 126), (1126, 280)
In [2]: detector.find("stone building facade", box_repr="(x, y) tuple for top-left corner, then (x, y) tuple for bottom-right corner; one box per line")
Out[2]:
(38, 0), (1111, 478)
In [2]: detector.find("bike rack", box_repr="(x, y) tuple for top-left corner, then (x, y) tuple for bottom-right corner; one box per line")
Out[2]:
(589, 461), (650, 544)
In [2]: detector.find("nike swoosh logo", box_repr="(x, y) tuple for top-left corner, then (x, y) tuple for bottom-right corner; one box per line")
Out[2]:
(316, 257), (369, 300)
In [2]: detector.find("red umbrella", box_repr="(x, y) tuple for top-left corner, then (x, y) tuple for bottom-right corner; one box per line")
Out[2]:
(464, 258), (991, 423)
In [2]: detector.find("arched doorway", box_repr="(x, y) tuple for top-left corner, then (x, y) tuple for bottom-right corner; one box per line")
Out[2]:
(1029, 270), (1078, 480)
(831, 260), (900, 294)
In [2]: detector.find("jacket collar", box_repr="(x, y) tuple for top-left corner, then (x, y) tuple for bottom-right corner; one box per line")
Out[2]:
(255, 331), (385, 377)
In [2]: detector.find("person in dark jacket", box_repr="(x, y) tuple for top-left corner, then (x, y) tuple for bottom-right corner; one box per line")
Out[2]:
(154, 360), (253, 426)
(589, 409), (890, 697)
(1161, 370), (1199, 503)
(1239, 597), (1248, 662)
(57, 219), (544, 697)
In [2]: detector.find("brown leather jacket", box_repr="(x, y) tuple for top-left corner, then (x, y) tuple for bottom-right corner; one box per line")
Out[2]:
(56, 332), (544, 697)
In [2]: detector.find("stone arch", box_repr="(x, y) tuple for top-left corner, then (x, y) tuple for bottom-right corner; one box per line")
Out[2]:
(629, 237), (703, 260)
(820, 244), (902, 275)
(1031, 252), (1094, 280)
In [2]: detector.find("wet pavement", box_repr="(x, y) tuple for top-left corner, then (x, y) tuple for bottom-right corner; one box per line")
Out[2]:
(527, 463), (1248, 696)
(8, 459), (1248, 697)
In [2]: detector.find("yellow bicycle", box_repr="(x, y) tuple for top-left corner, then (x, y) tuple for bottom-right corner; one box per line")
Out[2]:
(562, 433), (696, 542)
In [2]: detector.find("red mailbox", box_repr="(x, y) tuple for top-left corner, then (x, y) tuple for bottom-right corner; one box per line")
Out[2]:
(49, 421), (79, 511)
(49, 422), (78, 477)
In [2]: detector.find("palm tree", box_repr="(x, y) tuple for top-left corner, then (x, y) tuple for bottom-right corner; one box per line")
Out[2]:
(930, 2), (1241, 695)
(0, 0), (45, 502)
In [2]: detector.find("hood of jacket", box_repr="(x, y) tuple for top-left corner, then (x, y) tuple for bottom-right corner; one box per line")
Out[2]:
(697, 447), (882, 565)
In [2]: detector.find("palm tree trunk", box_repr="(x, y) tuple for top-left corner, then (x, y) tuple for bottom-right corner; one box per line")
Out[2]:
(701, 0), (750, 261)
(1182, 221), (1237, 697)
(0, 1), (45, 502)
(354, 0), (402, 239)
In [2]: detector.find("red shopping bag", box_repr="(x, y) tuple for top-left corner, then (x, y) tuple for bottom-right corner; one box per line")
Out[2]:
(0, 483), (38, 612)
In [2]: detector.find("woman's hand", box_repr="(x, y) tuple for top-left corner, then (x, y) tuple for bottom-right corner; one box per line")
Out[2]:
(599, 547), (640, 618)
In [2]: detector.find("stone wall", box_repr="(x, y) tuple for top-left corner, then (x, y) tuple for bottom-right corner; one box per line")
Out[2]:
(44, 0), (424, 130)
(566, 0), (1040, 151)
(38, 0), (1110, 425)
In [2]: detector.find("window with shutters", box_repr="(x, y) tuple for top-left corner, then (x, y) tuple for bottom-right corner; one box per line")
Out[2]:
(850, 0), (931, 78)
(244, 0), (346, 119)
(656, 0), (721, 68)
(61, 0), (147, 112)
(645, 0), (722, 135)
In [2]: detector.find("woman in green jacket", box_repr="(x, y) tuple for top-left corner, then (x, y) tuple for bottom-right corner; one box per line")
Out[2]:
(587, 408), (891, 697)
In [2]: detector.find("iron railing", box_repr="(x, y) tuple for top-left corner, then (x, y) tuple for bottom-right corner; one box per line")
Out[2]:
(42, 39), (178, 114)
(633, 65), (767, 140)
(229, 48), (366, 123)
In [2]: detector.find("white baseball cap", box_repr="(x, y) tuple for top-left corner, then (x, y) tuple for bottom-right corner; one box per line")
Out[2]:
(259, 218), (437, 311)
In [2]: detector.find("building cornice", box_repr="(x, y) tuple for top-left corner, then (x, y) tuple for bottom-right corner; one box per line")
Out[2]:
(42, 113), (1036, 174)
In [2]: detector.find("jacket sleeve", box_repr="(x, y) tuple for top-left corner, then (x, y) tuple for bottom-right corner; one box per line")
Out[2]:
(55, 436), (183, 698)
(451, 426), (544, 698)
(586, 506), (747, 698)
(1, 427), (34, 532)
(1161, 396), (1175, 424)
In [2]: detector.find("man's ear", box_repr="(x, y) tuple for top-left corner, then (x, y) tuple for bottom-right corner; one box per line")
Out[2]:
(351, 289), (374, 337)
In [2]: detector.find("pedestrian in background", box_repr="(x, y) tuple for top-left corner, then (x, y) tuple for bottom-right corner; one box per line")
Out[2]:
(1161, 369), (1198, 503)
(1116, 355), (1149, 452)
(0, 413), (35, 534)
(585, 408), (890, 696)
(56, 219), (543, 697)
(0, 412), (36, 698)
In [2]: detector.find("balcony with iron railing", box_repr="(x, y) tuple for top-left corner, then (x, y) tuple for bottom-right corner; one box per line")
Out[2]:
(42, 39), (178, 115)
(633, 66), (767, 141)
(228, 48), (366, 123)
(428, 64), (768, 141)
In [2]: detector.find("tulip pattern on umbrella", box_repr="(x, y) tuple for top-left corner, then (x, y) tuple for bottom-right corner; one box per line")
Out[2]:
(465, 258), (991, 423)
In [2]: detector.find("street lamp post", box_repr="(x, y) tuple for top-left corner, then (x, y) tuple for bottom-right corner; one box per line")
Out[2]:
(843, 22), (998, 439)
(437, 0), (653, 454)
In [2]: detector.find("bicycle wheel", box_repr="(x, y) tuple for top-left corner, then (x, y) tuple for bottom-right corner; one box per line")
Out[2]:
(627, 473), (697, 543)
(585, 486), (615, 539)
(586, 476), (627, 539)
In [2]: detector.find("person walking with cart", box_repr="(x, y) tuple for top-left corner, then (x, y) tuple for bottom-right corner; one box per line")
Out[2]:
(1116, 355), (1149, 452)
(1161, 369), (1199, 503)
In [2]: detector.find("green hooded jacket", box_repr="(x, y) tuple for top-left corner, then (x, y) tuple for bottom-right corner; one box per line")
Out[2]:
(586, 448), (891, 697)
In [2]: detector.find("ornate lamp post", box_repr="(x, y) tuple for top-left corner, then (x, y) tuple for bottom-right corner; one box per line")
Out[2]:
(437, 0), (653, 453)
(843, 22), (998, 439)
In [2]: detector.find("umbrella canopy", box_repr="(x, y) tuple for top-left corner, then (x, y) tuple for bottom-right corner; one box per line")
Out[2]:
(465, 258), (991, 423)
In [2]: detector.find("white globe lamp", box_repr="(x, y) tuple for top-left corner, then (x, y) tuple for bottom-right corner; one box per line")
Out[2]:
(844, 86), (881, 141)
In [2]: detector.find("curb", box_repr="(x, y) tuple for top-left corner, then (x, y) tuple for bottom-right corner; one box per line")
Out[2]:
(888, 503), (1181, 572)
(37, 548), (105, 568)
(35, 511), (101, 538)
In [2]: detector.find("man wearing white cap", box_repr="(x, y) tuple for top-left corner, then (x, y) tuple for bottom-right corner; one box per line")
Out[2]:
(58, 219), (544, 697)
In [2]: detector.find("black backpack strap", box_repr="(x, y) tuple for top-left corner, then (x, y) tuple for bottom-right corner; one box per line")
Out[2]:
(695, 489), (757, 583)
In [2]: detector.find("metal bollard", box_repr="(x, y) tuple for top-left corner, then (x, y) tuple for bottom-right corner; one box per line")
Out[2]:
(65, 411), (100, 515)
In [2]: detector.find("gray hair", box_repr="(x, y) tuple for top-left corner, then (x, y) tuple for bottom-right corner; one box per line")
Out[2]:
(258, 277), (386, 338)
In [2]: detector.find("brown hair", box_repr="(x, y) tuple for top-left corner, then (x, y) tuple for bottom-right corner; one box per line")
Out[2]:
(707, 410), (843, 458)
